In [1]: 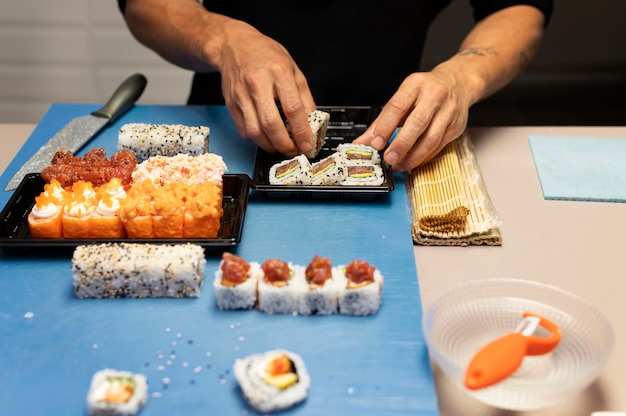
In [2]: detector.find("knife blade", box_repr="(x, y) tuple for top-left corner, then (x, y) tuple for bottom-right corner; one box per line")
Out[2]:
(5, 73), (147, 191)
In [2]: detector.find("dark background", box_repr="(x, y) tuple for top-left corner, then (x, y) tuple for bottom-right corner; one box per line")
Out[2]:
(421, 0), (626, 126)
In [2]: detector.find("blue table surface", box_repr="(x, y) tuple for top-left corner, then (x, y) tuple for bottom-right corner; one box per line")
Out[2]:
(0, 104), (438, 415)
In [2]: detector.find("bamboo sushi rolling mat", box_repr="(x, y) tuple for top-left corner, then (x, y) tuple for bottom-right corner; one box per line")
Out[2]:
(406, 131), (502, 246)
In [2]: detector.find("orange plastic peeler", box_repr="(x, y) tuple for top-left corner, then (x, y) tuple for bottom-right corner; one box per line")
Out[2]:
(464, 312), (561, 390)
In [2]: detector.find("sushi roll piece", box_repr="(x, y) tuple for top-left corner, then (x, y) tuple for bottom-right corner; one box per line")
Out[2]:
(233, 349), (310, 414)
(72, 243), (206, 298)
(152, 184), (185, 239)
(299, 255), (340, 315)
(337, 259), (384, 316)
(118, 181), (157, 239)
(310, 153), (347, 186)
(28, 179), (68, 238)
(337, 143), (382, 165)
(86, 369), (148, 416)
(62, 181), (97, 239)
(342, 164), (385, 186)
(303, 109), (330, 159)
(90, 178), (127, 239)
(118, 123), (210, 162)
(268, 154), (312, 185)
(213, 252), (261, 310)
(183, 182), (223, 238)
(257, 259), (303, 314)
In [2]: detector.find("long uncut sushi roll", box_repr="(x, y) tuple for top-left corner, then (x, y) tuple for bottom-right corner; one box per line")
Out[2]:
(118, 123), (210, 162)
(269, 154), (312, 186)
(233, 349), (310, 414)
(213, 252), (261, 310)
(337, 143), (381, 165)
(299, 255), (340, 315)
(257, 259), (303, 314)
(72, 243), (206, 298)
(310, 154), (347, 186)
(86, 369), (148, 416)
(337, 259), (384, 316)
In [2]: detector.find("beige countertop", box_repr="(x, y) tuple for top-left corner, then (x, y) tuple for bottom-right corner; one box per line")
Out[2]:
(2, 124), (625, 415)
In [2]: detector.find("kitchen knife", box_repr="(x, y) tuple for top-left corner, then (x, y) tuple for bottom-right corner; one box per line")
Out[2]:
(5, 73), (147, 191)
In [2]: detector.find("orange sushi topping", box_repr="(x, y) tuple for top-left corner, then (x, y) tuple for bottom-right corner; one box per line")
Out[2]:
(265, 354), (293, 376)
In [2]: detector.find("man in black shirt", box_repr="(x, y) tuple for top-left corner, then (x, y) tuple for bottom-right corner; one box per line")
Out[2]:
(119, 0), (552, 171)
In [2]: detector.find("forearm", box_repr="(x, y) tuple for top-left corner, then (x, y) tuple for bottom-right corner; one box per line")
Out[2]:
(124, 0), (243, 73)
(433, 5), (546, 106)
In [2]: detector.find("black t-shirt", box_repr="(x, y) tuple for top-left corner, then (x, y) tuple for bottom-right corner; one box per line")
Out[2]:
(118, 0), (553, 105)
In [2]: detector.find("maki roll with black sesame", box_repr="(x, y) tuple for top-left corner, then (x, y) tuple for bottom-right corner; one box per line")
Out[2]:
(118, 123), (210, 162)
(268, 154), (312, 185)
(233, 349), (310, 413)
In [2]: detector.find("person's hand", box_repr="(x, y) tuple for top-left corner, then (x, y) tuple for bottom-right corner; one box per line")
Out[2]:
(216, 20), (317, 157)
(354, 65), (473, 172)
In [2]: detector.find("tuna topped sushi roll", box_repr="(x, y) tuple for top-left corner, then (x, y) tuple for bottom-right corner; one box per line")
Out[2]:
(257, 259), (302, 314)
(299, 255), (340, 315)
(233, 349), (310, 414)
(268, 154), (312, 186)
(337, 259), (384, 316)
(86, 369), (148, 416)
(213, 252), (261, 310)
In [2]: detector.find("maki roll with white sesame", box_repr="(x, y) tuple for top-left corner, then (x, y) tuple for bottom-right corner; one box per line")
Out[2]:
(342, 164), (385, 186)
(303, 109), (330, 158)
(72, 243), (206, 298)
(299, 255), (340, 315)
(310, 154), (347, 186)
(337, 259), (384, 316)
(86, 369), (148, 416)
(213, 252), (261, 310)
(257, 259), (303, 314)
(233, 349), (310, 413)
(118, 123), (210, 162)
(268, 154), (312, 185)
(337, 143), (381, 165)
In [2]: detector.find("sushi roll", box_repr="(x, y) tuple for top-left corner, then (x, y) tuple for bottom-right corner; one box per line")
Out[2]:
(310, 154), (347, 186)
(118, 180), (157, 239)
(72, 243), (206, 298)
(257, 259), (303, 314)
(268, 154), (312, 186)
(131, 153), (227, 187)
(342, 164), (385, 186)
(233, 349), (310, 413)
(299, 255), (340, 315)
(91, 178), (127, 239)
(62, 181), (97, 239)
(337, 259), (384, 316)
(337, 143), (381, 164)
(28, 179), (68, 239)
(118, 123), (210, 162)
(303, 109), (330, 159)
(86, 369), (148, 416)
(183, 182), (223, 238)
(152, 184), (185, 239)
(213, 252), (261, 310)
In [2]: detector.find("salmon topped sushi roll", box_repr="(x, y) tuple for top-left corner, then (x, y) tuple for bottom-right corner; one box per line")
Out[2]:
(299, 255), (340, 315)
(91, 178), (127, 238)
(258, 259), (303, 314)
(183, 182), (223, 238)
(28, 179), (68, 239)
(152, 183), (185, 238)
(118, 180), (156, 238)
(62, 181), (97, 238)
(213, 252), (261, 310)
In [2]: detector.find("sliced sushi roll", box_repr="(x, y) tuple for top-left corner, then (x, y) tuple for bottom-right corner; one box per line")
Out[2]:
(337, 143), (381, 165)
(86, 369), (148, 416)
(257, 259), (303, 314)
(62, 181), (97, 239)
(213, 252), (261, 310)
(342, 164), (385, 186)
(118, 123), (210, 162)
(28, 179), (69, 239)
(310, 154), (347, 186)
(91, 178), (127, 239)
(269, 154), (312, 186)
(233, 349), (310, 414)
(304, 109), (330, 159)
(299, 255), (340, 315)
(337, 259), (384, 316)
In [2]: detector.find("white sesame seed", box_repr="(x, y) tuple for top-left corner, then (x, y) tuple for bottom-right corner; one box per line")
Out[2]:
(158, 365), (165, 372)
(162, 377), (170, 385)
(182, 362), (189, 368)
(347, 387), (355, 395)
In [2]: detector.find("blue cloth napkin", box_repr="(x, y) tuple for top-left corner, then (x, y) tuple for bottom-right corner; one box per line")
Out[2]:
(529, 135), (626, 202)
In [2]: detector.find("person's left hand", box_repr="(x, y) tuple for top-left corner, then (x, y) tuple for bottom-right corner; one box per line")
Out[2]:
(353, 66), (473, 172)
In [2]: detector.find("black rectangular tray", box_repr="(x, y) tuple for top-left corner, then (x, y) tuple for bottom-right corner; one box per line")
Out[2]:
(251, 106), (394, 199)
(0, 173), (250, 255)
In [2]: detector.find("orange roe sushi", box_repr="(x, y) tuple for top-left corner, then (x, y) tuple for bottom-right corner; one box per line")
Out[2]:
(183, 182), (223, 238)
(153, 183), (184, 238)
(118, 180), (156, 238)
(91, 178), (127, 238)
(27, 179), (68, 238)
(62, 181), (97, 238)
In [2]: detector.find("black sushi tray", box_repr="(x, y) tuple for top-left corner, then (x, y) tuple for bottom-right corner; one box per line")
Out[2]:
(0, 173), (250, 255)
(251, 106), (395, 200)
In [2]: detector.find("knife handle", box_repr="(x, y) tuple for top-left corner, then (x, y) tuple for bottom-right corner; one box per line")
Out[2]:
(91, 73), (147, 122)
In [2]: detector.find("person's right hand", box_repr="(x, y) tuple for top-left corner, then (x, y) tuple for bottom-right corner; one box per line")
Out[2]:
(215, 20), (317, 157)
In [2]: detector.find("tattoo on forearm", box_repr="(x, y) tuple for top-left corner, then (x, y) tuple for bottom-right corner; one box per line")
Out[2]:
(459, 47), (498, 57)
